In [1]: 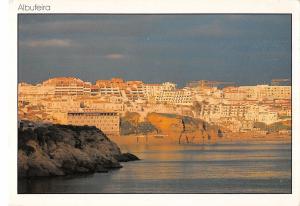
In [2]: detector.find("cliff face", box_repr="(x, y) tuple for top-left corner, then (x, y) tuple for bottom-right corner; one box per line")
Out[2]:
(120, 112), (223, 144)
(146, 113), (182, 133)
(146, 113), (222, 143)
(18, 122), (138, 177)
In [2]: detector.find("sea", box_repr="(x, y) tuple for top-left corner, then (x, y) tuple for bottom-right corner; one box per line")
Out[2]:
(18, 141), (291, 193)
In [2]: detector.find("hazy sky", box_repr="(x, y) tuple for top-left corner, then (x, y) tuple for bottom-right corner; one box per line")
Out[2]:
(18, 14), (291, 87)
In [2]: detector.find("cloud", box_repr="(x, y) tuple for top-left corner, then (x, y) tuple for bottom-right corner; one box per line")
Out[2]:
(21, 39), (73, 48)
(103, 53), (125, 60)
(18, 15), (291, 86)
(18, 16), (166, 39)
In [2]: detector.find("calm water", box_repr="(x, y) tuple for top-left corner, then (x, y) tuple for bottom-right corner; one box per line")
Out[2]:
(18, 141), (291, 193)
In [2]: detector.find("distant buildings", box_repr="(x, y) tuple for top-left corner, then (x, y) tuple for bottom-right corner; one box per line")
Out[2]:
(18, 77), (291, 134)
(198, 103), (279, 131)
(154, 89), (193, 105)
(42, 77), (92, 96)
(223, 85), (291, 101)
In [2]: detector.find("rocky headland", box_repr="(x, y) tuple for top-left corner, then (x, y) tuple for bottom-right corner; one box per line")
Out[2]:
(120, 112), (223, 144)
(117, 112), (290, 145)
(18, 121), (139, 177)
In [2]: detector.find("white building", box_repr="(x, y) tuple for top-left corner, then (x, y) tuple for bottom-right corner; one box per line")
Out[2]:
(154, 89), (193, 105)
(42, 77), (91, 96)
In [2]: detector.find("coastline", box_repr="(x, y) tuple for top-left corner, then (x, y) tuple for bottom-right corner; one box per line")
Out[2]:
(18, 122), (139, 178)
(18, 138), (292, 194)
(17, 121), (290, 179)
(110, 132), (291, 146)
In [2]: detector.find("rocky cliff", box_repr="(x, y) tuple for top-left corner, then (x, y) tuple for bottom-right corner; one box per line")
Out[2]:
(120, 112), (223, 144)
(18, 121), (139, 177)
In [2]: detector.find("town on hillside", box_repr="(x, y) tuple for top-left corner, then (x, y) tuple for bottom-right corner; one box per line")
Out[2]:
(18, 77), (291, 136)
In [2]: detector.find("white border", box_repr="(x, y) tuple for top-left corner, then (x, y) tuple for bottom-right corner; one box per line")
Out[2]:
(8, 0), (300, 206)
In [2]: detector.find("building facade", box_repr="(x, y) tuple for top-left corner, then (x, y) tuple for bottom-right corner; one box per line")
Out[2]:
(67, 111), (120, 134)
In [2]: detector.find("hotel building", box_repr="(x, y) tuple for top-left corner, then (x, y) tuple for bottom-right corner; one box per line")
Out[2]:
(42, 77), (92, 96)
(224, 85), (291, 101)
(154, 89), (193, 105)
(67, 111), (120, 134)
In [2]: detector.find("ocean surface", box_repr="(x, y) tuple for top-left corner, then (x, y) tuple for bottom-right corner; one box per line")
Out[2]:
(18, 141), (291, 193)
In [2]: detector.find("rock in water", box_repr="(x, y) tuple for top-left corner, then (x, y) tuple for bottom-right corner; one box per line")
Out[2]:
(114, 153), (140, 162)
(18, 121), (139, 177)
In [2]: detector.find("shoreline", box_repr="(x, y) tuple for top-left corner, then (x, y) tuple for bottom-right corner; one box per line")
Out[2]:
(18, 122), (140, 178)
(109, 132), (291, 146)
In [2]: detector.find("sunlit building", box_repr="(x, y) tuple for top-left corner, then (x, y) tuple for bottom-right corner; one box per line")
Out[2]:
(154, 89), (192, 105)
(67, 111), (120, 134)
(42, 77), (91, 96)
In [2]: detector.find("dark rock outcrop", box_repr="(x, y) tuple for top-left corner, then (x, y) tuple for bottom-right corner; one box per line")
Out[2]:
(114, 153), (140, 162)
(18, 121), (139, 177)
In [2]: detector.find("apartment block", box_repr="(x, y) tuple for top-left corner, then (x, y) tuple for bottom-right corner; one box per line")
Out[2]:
(42, 77), (92, 96)
(67, 111), (120, 134)
(154, 89), (193, 105)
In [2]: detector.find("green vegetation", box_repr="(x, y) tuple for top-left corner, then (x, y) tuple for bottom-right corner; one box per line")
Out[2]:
(156, 113), (178, 118)
(136, 122), (157, 134)
(254, 121), (291, 132)
(279, 115), (291, 120)
(253, 122), (268, 131)
(120, 117), (157, 135)
(268, 122), (291, 132)
(182, 116), (200, 125)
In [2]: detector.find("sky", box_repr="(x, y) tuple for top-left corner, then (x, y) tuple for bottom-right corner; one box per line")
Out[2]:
(18, 14), (291, 87)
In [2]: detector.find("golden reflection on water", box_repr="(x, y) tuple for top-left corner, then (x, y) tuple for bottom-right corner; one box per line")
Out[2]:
(115, 142), (291, 181)
(18, 139), (291, 193)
